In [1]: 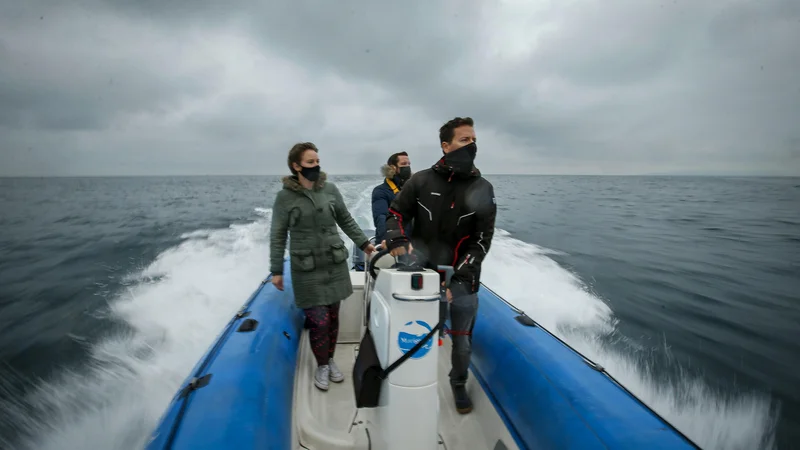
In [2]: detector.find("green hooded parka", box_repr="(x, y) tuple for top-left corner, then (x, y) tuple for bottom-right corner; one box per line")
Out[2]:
(269, 172), (369, 309)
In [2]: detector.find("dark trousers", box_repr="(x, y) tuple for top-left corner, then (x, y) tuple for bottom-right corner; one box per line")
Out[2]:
(303, 302), (341, 366)
(440, 290), (479, 387)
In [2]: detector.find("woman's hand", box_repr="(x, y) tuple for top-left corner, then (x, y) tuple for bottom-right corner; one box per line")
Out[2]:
(272, 275), (284, 291)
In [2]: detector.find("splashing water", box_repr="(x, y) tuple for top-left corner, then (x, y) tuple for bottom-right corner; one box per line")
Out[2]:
(5, 180), (777, 450)
(481, 231), (778, 450)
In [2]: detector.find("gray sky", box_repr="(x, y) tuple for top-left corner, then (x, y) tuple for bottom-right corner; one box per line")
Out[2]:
(1, 0), (798, 176)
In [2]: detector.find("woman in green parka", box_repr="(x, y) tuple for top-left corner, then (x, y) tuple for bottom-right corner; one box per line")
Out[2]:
(269, 142), (376, 392)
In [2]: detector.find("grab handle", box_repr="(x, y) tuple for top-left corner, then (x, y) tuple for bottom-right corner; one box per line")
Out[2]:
(436, 265), (454, 298)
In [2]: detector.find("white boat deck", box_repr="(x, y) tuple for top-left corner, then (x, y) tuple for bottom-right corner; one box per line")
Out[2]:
(291, 329), (520, 450)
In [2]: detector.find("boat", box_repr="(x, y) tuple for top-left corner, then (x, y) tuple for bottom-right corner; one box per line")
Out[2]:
(145, 229), (701, 450)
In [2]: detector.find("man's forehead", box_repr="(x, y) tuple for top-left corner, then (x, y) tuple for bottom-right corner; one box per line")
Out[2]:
(454, 126), (475, 137)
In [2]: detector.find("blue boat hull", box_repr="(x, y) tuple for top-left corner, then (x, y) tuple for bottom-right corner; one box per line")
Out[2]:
(472, 285), (698, 449)
(146, 267), (304, 450)
(146, 259), (699, 450)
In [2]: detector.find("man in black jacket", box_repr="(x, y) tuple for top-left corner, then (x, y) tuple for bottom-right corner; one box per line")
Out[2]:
(382, 116), (497, 414)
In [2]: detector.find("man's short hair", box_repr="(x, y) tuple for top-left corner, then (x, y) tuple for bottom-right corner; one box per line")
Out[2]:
(387, 151), (409, 166)
(439, 117), (474, 145)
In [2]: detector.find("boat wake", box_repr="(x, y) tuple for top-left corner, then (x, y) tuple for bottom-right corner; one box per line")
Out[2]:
(4, 180), (778, 450)
(480, 230), (779, 450)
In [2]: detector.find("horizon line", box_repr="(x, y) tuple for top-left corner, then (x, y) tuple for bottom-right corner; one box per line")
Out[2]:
(1, 173), (798, 178)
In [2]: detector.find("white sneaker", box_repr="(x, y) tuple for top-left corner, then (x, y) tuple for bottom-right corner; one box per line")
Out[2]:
(314, 365), (330, 391)
(328, 358), (344, 383)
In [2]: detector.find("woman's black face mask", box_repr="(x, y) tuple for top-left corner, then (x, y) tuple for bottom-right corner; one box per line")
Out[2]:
(299, 165), (321, 182)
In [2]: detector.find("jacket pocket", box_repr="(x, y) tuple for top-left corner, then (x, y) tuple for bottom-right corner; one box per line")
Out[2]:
(329, 201), (338, 219)
(330, 242), (349, 264)
(288, 207), (302, 228)
(456, 211), (476, 228)
(290, 249), (315, 272)
(416, 199), (434, 223)
(449, 277), (471, 298)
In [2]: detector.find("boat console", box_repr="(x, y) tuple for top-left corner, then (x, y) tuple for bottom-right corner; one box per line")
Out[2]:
(354, 248), (452, 450)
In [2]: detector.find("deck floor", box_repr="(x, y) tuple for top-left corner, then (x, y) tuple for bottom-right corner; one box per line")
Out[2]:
(292, 330), (519, 450)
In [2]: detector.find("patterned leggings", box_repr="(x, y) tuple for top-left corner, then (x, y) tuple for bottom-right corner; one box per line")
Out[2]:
(303, 302), (340, 366)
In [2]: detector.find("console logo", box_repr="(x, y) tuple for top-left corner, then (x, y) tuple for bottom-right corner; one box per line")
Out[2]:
(397, 320), (433, 359)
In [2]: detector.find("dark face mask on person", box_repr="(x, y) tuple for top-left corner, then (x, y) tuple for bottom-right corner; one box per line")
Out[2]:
(443, 142), (477, 172)
(397, 166), (411, 180)
(299, 164), (321, 182)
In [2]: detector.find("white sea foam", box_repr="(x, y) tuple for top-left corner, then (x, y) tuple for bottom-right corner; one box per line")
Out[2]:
(10, 180), (777, 450)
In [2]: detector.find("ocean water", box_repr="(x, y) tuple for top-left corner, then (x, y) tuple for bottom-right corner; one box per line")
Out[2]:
(0, 175), (797, 450)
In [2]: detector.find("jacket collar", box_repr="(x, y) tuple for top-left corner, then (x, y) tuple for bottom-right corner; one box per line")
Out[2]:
(385, 177), (400, 194)
(281, 171), (327, 193)
(432, 157), (481, 179)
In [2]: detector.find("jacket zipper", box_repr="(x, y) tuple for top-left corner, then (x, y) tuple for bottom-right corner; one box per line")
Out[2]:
(457, 253), (471, 271)
(303, 191), (322, 248)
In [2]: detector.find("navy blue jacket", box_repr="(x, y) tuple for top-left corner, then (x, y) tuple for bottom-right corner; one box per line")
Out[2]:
(372, 179), (398, 244)
(372, 176), (414, 244)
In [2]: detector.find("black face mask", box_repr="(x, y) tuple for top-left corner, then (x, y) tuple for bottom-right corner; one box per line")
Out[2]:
(397, 166), (411, 180)
(443, 142), (477, 172)
(299, 165), (321, 182)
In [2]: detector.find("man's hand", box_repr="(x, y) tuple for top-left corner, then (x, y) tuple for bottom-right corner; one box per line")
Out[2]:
(272, 275), (284, 291)
(363, 243), (376, 255)
(381, 240), (414, 257)
(441, 281), (452, 303)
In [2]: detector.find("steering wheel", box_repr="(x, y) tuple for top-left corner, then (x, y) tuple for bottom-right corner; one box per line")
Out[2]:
(367, 247), (392, 279)
(367, 244), (419, 279)
(366, 245), (457, 300)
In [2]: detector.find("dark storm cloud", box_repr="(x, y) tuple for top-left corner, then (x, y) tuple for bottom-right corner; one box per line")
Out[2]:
(0, 0), (798, 176)
(0, 3), (221, 133)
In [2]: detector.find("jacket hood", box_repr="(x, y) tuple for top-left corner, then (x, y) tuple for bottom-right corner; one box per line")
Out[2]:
(381, 164), (396, 178)
(281, 171), (328, 192)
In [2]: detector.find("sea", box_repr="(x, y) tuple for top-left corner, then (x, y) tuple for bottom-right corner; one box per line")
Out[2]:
(0, 175), (797, 450)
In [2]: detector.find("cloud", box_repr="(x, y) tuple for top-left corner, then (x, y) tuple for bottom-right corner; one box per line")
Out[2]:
(0, 0), (798, 176)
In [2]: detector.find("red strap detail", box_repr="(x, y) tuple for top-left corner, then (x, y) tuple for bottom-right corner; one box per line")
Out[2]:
(452, 235), (471, 266)
(442, 327), (471, 337)
(388, 208), (406, 236)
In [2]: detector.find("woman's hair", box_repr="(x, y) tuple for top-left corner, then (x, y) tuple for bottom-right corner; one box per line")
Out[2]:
(287, 142), (319, 175)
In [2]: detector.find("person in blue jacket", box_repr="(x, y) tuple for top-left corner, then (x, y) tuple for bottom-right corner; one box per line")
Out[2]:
(372, 151), (413, 245)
